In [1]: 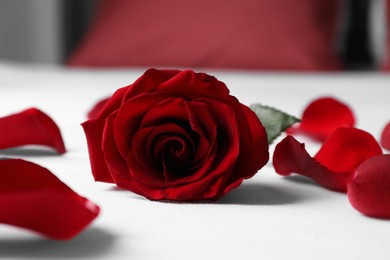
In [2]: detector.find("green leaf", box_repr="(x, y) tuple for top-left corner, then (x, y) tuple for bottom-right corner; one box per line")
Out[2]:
(250, 104), (300, 144)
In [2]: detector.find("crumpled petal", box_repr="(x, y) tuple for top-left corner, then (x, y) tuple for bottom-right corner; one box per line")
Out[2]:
(348, 154), (390, 219)
(0, 159), (100, 240)
(287, 97), (355, 141)
(0, 108), (66, 154)
(380, 122), (390, 151)
(273, 127), (382, 192)
(87, 97), (109, 119)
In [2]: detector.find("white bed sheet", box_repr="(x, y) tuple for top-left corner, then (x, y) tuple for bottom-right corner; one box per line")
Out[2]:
(0, 61), (389, 260)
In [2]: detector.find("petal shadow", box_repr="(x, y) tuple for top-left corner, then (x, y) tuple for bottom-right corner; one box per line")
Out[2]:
(0, 227), (117, 259)
(283, 175), (319, 187)
(0, 147), (60, 157)
(218, 182), (308, 206)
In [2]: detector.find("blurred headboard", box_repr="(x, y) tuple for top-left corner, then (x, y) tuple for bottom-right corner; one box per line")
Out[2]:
(341, 0), (374, 69)
(63, 0), (97, 61)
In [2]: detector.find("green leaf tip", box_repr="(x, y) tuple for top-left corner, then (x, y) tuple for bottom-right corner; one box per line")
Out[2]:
(250, 103), (300, 144)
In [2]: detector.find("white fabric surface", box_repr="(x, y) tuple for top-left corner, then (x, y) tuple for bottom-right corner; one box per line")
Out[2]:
(0, 61), (389, 260)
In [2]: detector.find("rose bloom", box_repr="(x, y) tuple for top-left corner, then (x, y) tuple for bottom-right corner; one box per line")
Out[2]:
(82, 69), (269, 201)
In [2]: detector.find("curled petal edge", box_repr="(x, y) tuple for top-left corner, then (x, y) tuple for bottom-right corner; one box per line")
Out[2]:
(0, 108), (66, 154)
(273, 128), (382, 192)
(0, 159), (100, 240)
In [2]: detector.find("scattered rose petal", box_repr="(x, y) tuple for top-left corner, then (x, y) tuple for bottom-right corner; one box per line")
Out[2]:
(0, 108), (66, 154)
(273, 127), (382, 192)
(348, 154), (390, 219)
(380, 122), (390, 151)
(287, 97), (355, 141)
(87, 97), (109, 119)
(0, 159), (100, 240)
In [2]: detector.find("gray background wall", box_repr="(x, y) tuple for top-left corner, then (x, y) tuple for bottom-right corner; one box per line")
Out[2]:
(0, 0), (62, 64)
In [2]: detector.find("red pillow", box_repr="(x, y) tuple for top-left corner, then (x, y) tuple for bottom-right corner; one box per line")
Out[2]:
(68, 0), (343, 70)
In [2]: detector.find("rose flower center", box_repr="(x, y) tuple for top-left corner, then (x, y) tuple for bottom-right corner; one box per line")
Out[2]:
(151, 124), (199, 181)
(162, 139), (194, 175)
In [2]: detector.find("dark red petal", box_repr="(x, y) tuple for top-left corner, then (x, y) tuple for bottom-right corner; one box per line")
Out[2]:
(140, 98), (190, 128)
(81, 86), (129, 183)
(157, 70), (230, 102)
(113, 92), (172, 157)
(132, 123), (195, 184)
(125, 99), (241, 201)
(0, 108), (66, 154)
(102, 112), (144, 195)
(273, 128), (382, 192)
(0, 159), (100, 240)
(273, 136), (352, 191)
(348, 155), (390, 219)
(87, 97), (109, 119)
(97, 86), (127, 118)
(288, 97), (355, 141)
(82, 119), (114, 183)
(380, 122), (390, 151)
(123, 69), (180, 101)
(223, 101), (269, 192)
(140, 98), (217, 170)
(186, 101), (217, 165)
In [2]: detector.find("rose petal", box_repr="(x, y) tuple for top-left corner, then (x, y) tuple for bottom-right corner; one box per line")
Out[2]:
(132, 123), (195, 184)
(113, 92), (173, 158)
(87, 97), (109, 119)
(348, 154), (390, 219)
(273, 128), (382, 192)
(223, 101), (269, 192)
(273, 136), (352, 191)
(102, 111), (143, 195)
(314, 128), (383, 173)
(157, 70), (230, 102)
(380, 122), (390, 151)
(0, 108), (66, 154)
(0, 159), (100, 240)
(82, 119), (114, 183)
(124, 98), (241, 201)
(82, 87), (129, 183)
(288, 97), (355, 141)
(123, 69), (180, 101)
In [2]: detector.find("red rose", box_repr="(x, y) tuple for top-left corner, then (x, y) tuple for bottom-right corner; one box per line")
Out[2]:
(82, 69), (268, 201)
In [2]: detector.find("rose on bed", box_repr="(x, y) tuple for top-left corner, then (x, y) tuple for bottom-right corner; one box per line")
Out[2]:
(82, 69), (269, 201)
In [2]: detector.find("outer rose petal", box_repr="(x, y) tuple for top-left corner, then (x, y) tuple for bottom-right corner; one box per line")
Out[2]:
(380, 122), (390, 151)
(0, 159), (100, 240)
(0, 108), (66, 154)
(156, 70), (230, 102)
(82, 119), (114, 183)
(98, 87), (127, 118)
(348, 155), (390, 219)
(288, 97), (355, 141)
(273, 128), (382, 192)
(223, 102), (269, 192)
(123, 69), (180, 101)
(87, 97), (109, 119)
(102, 111), (144, 196)
(82, 87), (129, 183)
